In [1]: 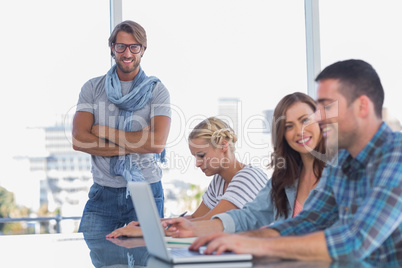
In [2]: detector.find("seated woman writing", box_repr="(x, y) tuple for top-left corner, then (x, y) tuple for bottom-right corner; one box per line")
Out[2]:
(107, 117), (268, 237)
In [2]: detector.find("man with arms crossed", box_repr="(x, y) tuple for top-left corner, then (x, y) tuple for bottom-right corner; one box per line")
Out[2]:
(175, 59), (402, 263)
(73, 20), (171, 233)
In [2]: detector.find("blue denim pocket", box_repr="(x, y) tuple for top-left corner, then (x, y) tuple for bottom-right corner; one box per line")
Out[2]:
(88, 183), (104, 201)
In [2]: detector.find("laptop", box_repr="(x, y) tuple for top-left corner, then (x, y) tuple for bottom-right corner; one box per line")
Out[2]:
(128, 181), (253, 265)
(146, 256), (253, 268)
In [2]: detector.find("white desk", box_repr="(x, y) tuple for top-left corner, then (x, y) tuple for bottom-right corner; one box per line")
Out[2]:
(0, 233), (379, 267)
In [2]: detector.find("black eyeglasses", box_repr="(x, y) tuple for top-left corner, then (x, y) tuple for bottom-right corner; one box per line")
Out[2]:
(113, 43), (142, 54)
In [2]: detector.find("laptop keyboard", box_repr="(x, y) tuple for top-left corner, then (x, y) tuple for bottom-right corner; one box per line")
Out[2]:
(169, 248), (202, 257)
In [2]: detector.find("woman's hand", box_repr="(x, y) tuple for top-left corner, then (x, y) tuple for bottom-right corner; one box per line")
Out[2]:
(162, 217), (197, 238)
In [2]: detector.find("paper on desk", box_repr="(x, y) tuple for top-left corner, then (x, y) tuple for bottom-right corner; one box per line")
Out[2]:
(164, 236), (197, 245)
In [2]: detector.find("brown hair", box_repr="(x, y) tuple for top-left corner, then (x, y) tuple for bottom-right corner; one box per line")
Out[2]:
(108, 20), (147, 58)
(270, 92), (326, 219)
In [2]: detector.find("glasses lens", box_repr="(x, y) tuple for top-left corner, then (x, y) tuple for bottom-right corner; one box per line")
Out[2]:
(129, 44), (141, 54)
(114, 43), (126, 53)
(114, 43), (141, 54)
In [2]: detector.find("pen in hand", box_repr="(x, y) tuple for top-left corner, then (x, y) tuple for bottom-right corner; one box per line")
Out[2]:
(165, 211), (187, 230)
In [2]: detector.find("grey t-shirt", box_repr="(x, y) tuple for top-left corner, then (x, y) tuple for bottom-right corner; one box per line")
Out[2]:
(76, 74), (171, 188)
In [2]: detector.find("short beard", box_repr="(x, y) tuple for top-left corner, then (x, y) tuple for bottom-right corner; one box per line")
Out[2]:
(116, 58), (140, 74)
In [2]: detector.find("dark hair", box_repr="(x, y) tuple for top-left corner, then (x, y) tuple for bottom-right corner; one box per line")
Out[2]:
(315, 59), (384, 118)
(108, 20), (147, 58)
(270, 92), (326, 219)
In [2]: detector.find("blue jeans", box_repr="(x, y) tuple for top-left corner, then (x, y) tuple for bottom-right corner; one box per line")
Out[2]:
(78, 181), (164, 233)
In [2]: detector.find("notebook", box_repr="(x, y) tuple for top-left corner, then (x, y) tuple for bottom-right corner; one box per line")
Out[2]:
(164, 236), (197, 246)
(128, 181), (253, 264)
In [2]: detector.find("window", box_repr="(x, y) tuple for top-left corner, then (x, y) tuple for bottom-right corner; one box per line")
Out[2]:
(320, 0), (402, 126)
(122, 0), (308, 186)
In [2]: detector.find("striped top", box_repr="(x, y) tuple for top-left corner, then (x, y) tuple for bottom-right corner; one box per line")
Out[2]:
(202, 164), (268, 210)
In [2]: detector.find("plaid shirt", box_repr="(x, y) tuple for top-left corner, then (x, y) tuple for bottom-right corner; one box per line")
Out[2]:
(270, 123), (402, 264)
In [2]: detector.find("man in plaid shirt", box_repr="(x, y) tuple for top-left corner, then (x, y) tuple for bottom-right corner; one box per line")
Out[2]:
(190, 59), (402, 264)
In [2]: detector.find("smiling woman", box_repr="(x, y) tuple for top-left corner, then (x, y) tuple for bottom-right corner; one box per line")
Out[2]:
(270, 92), (327, 219)
(284, 100), (321, 155)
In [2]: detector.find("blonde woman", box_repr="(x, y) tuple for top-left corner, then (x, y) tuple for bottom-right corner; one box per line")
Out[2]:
(107, 117), (268, 237)
(185, 117), (268, 221)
